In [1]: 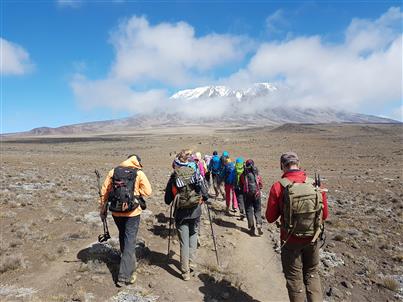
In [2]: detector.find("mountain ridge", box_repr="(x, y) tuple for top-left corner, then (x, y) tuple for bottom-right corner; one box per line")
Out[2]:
(6, 83), (400, 136)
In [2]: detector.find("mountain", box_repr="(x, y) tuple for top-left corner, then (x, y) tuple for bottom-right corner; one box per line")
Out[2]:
(170, 83), (278, 101)
(10, 83), (399, 136)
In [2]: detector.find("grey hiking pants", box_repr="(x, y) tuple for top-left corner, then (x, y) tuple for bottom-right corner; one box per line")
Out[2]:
(244, 195), (262, 229)
(212, 173), (225, 199)
(281, 241), (323, 302)
(176, 219), (198, 273)
(113, 215), (140, 282)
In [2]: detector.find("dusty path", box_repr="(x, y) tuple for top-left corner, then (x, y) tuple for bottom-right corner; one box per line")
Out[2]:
(211, 206), (288, 302)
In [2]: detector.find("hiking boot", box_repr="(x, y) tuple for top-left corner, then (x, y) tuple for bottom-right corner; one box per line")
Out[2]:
(249, 227), (255, 236)
(225, 206), (230, 215)
(182, 271), (190, 281)
(238, 214), (245, 221)
(257, 227), (263, 236)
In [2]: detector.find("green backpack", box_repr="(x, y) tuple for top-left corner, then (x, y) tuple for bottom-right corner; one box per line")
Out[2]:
(280, 177), (323, 240)
(174, 166), (201, 209)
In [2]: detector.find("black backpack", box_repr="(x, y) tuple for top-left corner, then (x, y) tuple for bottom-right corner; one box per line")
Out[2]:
(244, 168), (262, 198)
(108, 166), (138, 212)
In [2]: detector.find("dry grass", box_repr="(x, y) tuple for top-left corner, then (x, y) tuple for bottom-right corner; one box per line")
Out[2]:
(382, 277), (399, 292)
(333, 234), (345, 242)
(0, 254), (25, 273)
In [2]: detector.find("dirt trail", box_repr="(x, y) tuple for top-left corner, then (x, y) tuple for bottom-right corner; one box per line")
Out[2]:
(213, 209), (288, 302)
(12, 203), (288, 302)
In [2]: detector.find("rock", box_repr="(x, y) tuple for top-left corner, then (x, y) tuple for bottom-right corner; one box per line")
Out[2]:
(328, 287), (343, 299)
(221, 291), (230, 299)
(75, 275), (82, 282)
(326, 242), (336, 248)
(341, 280), (354, 289)
(351, 241), (360, 249)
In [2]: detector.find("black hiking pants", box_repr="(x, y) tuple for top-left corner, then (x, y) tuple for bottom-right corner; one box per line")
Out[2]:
(244, 195), (262, 229)
(234, 187), (245, 215)
(113, 215), (140, 282)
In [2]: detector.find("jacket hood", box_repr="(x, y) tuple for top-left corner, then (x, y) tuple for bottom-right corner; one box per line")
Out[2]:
(120, 155), (143, 169)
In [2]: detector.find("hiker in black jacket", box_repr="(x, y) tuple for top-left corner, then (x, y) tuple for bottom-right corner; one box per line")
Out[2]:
(240, 159), (263, 236)
(165, 151), (209, 281)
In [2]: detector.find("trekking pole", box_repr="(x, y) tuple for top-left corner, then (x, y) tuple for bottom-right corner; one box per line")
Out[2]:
(95, 169), (110, 242)
(205, 203), (220, 266)
(167, 202), (173, 260)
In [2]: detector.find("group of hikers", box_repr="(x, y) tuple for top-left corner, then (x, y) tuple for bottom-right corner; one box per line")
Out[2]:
(98, 150), (329, 302)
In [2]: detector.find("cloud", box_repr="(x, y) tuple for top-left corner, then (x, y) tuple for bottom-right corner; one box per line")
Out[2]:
(390, 105), (403, 122)
(266, 9), (289, 36)
(72, 15), (251, 112)
(71, 8), (402, 121)
(109, 16), (250, 86)
(0, 37), (34, 75)
(71, 75), (167, 114)
(224, 7), (402, 112)
(57, 0), (82, 8)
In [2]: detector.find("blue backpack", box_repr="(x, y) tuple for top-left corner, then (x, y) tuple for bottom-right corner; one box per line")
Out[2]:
(225, 162), (236, 185)
(210, 155), (221, 174)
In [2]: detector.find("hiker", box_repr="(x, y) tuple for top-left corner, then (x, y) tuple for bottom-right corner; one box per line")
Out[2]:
(240, 159), (263, 235)
(234, 157), (246, 220)
(99, 154), (152, 286)
(165, 152), (209, 281)
(194, 152), (208, 177)
(266, 152), (328, 302)
(204, 154), (212, 188)
(208, 151), (225, 199)
(221, 157), (238, 214)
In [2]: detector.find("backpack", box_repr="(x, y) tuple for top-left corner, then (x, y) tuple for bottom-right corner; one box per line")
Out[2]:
(225, 162), (236, 185)
(174, 166), (201, 209)
(280, 177), (323, 239)
(210, 155), (221, 174)
(235, 161), (244, 186)
(108, 167), (138, 212)
(243, 168), (262, 198)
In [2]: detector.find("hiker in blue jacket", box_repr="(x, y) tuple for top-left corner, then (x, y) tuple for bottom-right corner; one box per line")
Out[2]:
(208, 151), (225, 199)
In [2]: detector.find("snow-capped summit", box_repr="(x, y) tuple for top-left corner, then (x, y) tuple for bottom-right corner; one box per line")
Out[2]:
(170, 85), (233, 100)
(170, 82), (278, 101)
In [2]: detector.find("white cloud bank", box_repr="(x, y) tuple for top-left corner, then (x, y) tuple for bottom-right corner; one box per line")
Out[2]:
(72, 8), (402, 119)
(223, 7), (402, 112)
(0, 37), (33, 76)
(72, 16), (249, 113)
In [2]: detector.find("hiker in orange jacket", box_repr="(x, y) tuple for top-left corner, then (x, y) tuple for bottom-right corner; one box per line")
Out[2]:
(266, 152), (328, 302)
(100, 154), (152, 286)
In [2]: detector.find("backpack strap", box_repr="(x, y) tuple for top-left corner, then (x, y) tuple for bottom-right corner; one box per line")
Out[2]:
(304, 177), (315, 185)
(279, 178), (293, 187)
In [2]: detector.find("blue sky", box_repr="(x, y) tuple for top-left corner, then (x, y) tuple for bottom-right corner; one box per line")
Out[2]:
(2, 0), (402, 133)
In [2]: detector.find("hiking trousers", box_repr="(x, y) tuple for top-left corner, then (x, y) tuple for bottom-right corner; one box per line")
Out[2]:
(234, 187), (245, 215)
(281, 241), (323, 302)
(212, 174), (225, 199)
(177, 219), (198, 274)
(224, 184), (238, 210)
(113, 215), (140, 283)
(244, 195), (262, 229)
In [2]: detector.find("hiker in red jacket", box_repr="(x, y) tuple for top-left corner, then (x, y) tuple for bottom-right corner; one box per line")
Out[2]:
(266, 152), (328, 302)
